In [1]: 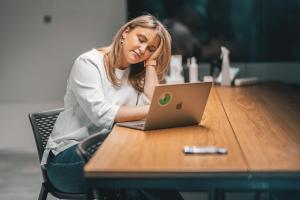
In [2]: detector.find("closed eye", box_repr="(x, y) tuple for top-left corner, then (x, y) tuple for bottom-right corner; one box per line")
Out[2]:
(137, 34), (157, 52)
(148, 46), (156, 53)
(138, 35), (146, 43)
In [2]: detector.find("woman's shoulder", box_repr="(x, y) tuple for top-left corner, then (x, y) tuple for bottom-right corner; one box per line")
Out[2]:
(72, 48), (105, 68)
(76, 48), (103, 61)
(96, 47), (110, 54)
(71, 48), (106, 75)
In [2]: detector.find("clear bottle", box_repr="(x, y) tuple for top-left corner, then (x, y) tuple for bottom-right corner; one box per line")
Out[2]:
(220, 46), (231, 86)
(189, 57), (198, 82)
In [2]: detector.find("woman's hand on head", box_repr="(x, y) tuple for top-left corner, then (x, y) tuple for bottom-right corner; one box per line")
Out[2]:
(144, 40), (163, 67)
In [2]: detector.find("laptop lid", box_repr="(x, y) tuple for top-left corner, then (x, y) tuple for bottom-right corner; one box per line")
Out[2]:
(116, 82), (212, 131)
(143, 82), (212, 130)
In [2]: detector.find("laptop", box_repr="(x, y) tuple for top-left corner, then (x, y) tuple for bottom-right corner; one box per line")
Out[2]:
(116, 82), (212, 131)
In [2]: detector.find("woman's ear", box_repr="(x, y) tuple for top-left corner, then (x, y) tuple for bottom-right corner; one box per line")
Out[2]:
(122, 27), (130, 39)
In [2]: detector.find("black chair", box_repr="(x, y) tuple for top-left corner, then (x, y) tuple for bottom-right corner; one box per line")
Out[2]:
(76, 132), (107, 163)
(29, 108), (90, 200)
(76, 132), (126, 200)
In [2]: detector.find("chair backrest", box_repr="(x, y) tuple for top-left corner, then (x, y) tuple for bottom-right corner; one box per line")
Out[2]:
(29, 108), (64, 162)
(29, 108), (92, 199)
(77, 132), (129, 200)
(76, 132), (107, 163)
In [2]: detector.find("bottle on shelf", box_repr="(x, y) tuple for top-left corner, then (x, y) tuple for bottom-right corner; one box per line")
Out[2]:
(189, 57), (198, 83)
(220, 46), (231, 86)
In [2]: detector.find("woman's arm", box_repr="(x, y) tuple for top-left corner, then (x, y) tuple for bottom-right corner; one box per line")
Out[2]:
(115, 65), (158, 122)
(143, 65), (159, 100)
(143, 40), (163, 100)
(114, 105), (149, 122)
(71, 57), (150, 126)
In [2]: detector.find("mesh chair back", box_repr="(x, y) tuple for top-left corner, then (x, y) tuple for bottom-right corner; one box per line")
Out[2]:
(84, 141), (102, 161)
(76, 132), (107, 163)
(29, 109), (91, 200)
(29, 108), (64, 162)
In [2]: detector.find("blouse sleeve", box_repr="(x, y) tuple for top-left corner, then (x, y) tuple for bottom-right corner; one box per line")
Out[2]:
(136, 92), (151, 106)
(68, 57), (119, 130)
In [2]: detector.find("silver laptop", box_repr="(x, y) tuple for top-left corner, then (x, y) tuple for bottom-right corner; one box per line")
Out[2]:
(116, 82), (212, 131)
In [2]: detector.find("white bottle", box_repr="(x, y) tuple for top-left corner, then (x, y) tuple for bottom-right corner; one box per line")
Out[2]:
(220, 46), (231, 86)
(166, 55), (184, 84)
(234, 77), (259, 86)
(189, 57), (198, 82)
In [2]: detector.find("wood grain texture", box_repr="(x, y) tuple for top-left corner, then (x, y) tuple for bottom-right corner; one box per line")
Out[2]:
(217, 82), (300, 171)
(85, 87), (247, 177)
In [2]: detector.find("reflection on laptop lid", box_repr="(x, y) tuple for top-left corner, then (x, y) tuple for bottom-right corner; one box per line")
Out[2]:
(116, 82), (212, 131)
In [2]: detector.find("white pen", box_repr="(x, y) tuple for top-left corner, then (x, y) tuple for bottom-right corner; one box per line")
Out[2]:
(183, 146), (228, 155)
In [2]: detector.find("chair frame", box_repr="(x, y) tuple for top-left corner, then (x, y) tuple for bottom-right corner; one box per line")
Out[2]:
(76, 132), (127, 200)
(29, 108), (90, 200)
(76, 132), (107, 163)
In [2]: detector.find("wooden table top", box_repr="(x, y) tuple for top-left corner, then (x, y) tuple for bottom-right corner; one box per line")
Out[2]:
(216, 82), (300, 171)
(85, 87), (247, 178)
(85, 82), (300, 178)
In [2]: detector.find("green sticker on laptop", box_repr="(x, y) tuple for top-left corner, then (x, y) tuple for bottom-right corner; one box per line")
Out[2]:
(158, 92), (172, 106)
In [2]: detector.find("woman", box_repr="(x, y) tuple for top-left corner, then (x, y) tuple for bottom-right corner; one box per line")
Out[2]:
(41, 15), (183, 199)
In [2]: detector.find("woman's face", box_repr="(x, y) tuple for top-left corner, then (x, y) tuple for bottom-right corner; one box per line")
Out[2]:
(121, 27), (161, 65)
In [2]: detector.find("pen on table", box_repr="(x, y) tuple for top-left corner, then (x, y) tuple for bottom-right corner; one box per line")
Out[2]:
(183, 146), (228, 155)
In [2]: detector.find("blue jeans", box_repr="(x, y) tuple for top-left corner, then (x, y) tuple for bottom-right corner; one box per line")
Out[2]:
(46, 145), (183, 199)
(47, 145), (87, 193)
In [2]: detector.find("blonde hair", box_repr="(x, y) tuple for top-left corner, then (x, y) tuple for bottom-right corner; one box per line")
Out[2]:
(104, 14), (172, 92)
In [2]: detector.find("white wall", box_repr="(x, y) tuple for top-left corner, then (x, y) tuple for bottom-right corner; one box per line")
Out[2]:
(0, 0), (126, 151)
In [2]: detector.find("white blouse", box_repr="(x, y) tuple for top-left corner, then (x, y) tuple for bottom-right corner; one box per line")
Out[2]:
(41, 49), (150, 166)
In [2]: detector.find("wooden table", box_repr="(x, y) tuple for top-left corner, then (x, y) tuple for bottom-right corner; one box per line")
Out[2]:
(84, 82), (300, 191)
(217, 83), (300, 171)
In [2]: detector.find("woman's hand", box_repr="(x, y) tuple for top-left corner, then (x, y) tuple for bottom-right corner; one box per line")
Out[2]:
(144, 41), (163, 67)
